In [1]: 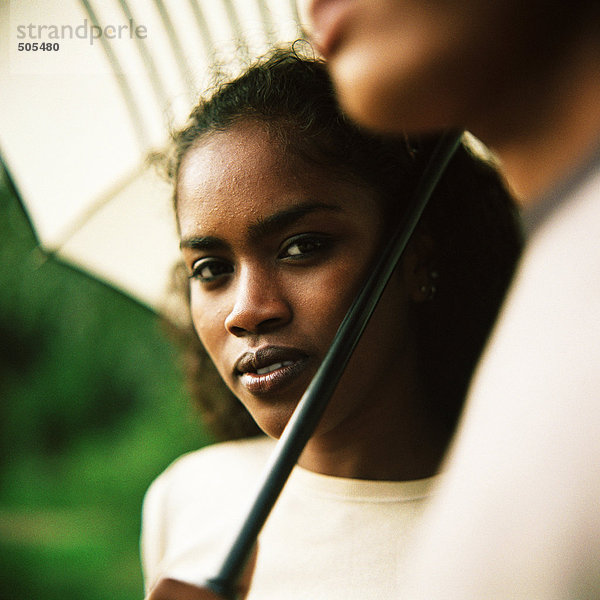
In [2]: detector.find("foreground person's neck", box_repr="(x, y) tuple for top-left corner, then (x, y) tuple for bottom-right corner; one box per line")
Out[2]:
(487, 36), (600, 206)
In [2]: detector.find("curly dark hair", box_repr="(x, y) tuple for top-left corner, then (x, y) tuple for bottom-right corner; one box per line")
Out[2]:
(164, 47), (523, 442)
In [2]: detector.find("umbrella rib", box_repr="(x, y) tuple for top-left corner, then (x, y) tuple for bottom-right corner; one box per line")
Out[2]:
(0, 150), (41, 247)
(116, 0), (175, 131)
(79, 0), (150, 153)
(45, 163), (150, 255)
(152, 0), (197, 104)
(289, 0), (310, 42)
(290, 0), (302, 26)
(221, 0), (244, 44)
(254, 0), (277, 46)
(186, 0), (216, 60)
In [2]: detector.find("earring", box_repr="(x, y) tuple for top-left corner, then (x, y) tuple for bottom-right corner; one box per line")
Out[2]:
(420, 270), (439, 301)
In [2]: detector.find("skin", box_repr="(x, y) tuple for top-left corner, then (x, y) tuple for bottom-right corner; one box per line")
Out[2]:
(305, 0), (600, 202)
(147, 580), (227, 600)
(176, 120), (445, 481)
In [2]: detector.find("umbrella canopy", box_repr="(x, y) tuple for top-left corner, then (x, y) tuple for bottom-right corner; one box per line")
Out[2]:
(0, 0), (305, 310)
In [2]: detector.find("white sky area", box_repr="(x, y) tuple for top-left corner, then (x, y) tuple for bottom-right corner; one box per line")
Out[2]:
(0, 0), (302, 308)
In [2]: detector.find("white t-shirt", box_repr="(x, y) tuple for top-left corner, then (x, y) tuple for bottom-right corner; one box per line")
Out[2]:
(400, 148), (600, 598)
(141, 436), (438, 599)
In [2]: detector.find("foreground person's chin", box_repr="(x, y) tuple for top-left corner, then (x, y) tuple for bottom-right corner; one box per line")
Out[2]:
(330, 53), (405, 133)
(330, 48), (454, 135)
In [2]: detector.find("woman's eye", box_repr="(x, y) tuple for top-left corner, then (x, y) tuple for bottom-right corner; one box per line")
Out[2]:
(190, 258), (233, 282)
(279, 235), (329, 260)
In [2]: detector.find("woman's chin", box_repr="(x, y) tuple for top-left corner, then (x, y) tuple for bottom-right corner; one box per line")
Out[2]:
(247, 401), (299, 440)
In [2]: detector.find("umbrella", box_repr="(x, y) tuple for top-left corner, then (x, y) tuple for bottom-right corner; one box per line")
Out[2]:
(0, 0), (304, 310)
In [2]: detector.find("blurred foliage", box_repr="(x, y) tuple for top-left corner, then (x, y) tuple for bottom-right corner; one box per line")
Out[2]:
(0, 166), (212, 600)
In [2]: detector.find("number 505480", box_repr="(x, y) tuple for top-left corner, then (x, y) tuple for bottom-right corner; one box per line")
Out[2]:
(18, 42), (60, 51)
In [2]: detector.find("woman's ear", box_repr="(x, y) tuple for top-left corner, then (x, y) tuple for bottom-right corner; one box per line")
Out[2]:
(401, 230), (437, 303)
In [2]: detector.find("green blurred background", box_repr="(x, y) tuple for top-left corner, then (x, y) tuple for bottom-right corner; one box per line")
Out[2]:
(0, 165), (211, 599)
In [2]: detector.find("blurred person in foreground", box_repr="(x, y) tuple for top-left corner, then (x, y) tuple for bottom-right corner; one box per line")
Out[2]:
(143, 49), (521, 599)
(302, 0), (600, 597)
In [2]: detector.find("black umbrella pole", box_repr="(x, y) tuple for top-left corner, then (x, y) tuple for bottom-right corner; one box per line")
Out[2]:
(202, 131), (463, 600)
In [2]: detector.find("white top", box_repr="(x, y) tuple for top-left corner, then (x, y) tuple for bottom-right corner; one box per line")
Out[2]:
(141, 436), (438, 599)
(400, 148), (600, 598)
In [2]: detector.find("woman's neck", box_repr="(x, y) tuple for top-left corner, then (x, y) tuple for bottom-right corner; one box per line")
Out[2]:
(297, 369), (449, 481)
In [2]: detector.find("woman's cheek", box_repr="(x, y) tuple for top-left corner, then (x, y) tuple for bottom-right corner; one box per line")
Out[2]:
(306, 267), (363, 327)
(191, 300), (225, 355)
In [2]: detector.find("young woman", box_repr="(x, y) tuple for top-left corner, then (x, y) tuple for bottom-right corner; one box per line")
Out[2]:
(141, 49), (521, 599)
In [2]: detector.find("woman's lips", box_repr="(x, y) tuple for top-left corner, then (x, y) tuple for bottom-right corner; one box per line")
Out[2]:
(235, 346), (310, 395)
(307, 0), (355, 58)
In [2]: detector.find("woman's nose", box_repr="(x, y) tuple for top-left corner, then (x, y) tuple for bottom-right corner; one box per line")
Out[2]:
(224, 267), (292, 336)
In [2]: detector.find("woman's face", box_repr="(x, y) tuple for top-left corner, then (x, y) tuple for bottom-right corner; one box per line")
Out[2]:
(176, 121), (418, 440)
(303, 0), (549, 138)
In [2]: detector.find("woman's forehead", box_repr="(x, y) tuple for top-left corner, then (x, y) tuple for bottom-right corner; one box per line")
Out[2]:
(177, 129), (382, 238)
(178, 122), (361, 206)
(178, 123), (294, 191)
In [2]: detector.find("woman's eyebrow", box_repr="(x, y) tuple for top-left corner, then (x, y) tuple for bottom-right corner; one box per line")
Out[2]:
(179, 235), (229, 252)
(248, 201), (342, 241)
(179, 202), (341, 250)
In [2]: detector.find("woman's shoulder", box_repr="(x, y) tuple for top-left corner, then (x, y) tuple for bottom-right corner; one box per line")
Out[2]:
(141, 436), (275, 585)
(170, 435), (274, 474)
(147, 436), (275, 498)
